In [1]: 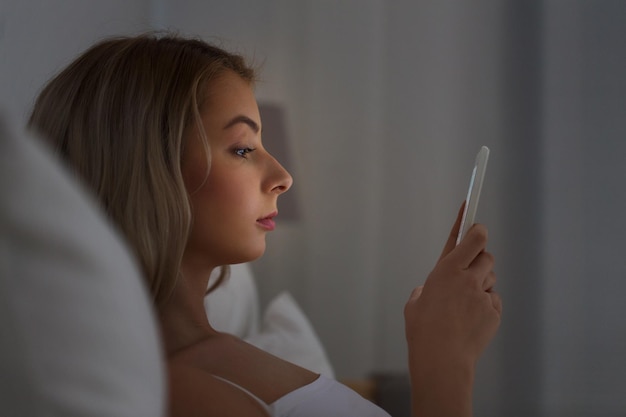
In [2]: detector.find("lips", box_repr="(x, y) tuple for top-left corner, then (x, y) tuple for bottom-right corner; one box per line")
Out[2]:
(257, 211), (277, 231)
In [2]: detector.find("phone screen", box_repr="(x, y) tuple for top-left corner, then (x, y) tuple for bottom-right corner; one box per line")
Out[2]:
(456, 146), (490, 245)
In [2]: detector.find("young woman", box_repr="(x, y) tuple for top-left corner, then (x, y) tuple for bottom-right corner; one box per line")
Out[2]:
(28, 33), (501, 417)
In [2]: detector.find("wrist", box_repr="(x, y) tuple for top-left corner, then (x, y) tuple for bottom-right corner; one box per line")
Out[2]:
(408, 352), (475, 417)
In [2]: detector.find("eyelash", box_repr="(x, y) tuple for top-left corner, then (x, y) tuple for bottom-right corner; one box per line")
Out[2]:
(234, 147), (256, 158)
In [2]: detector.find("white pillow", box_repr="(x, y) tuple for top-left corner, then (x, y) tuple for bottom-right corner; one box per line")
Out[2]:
(248, 291), (335, 378)
(206, 266), (335, 378)
(0, 116), (165, 417)
(204, 263), (261, 337)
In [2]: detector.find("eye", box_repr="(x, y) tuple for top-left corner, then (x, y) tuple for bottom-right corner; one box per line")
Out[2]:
(234, 147), (256, 158)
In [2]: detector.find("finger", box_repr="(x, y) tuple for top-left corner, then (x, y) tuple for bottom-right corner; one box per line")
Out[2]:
(448, 223), (489, 269)
(483, 270), (496, 292)
(490, 291), (503, 316)
(466, 252), (495, 291)
(438, 202), (465, 261)
(469, 248), (494, 272)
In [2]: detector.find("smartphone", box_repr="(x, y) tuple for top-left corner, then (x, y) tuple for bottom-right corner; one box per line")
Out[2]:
(456, 146), (490, 245)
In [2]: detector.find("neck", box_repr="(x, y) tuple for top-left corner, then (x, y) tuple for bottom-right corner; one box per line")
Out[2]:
(158, 266), (219, 356)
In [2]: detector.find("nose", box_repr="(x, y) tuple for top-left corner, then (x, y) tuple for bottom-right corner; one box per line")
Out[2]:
(265, 153), (293, 195)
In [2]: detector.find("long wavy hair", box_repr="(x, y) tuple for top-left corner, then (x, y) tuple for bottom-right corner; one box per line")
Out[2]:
(28, 33), (256, 307)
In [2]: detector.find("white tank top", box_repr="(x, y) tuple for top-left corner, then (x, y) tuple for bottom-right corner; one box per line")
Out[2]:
(215, 374), (391, 417)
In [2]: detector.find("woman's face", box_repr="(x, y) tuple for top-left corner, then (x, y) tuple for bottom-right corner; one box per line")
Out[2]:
(181, 71), (293, 273)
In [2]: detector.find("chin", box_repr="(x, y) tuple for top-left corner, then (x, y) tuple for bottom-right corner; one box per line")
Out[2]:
(246, 247), (266, 262)
(227, 245), (266, 265)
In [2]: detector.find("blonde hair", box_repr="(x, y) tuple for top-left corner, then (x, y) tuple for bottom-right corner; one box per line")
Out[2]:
(28, 33), (256, 307)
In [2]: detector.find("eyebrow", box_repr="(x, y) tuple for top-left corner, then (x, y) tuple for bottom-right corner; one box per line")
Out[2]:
(223, 115), (260, 134)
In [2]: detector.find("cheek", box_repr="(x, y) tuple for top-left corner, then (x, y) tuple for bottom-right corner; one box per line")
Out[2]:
(202, 174), (252, 214)
(185, 173), (265, 265)
(189, 170), (257, 236)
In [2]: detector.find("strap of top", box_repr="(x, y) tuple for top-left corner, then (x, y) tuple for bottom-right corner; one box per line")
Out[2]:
(211, 375), (274, 415)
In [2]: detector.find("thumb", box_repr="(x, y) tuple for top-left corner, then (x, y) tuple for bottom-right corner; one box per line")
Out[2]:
(408, 285), (424, 302)
(438, 202), (465, 261)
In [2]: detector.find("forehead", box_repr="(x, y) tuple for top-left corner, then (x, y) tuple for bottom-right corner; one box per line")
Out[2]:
(201, 71), (258, 123)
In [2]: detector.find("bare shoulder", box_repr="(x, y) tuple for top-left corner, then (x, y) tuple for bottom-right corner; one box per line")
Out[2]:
(170, 333), (318, 404)
(167, 361), (270, 417)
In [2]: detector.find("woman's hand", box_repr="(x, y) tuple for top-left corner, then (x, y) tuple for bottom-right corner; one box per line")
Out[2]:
(404, 204), (502, 417)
